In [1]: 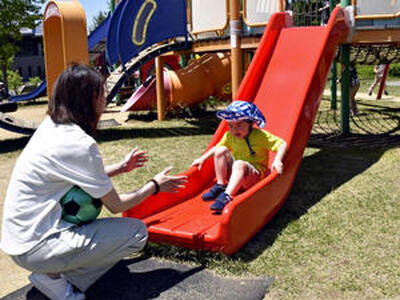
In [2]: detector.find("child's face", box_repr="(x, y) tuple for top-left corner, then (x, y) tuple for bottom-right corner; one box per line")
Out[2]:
(228, 120), (251, 139)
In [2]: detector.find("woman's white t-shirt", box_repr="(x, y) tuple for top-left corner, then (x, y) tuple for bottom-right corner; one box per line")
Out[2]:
(0, 117), (113, 255)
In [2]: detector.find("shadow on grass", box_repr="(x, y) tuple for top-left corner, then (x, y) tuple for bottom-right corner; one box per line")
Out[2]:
(310, 101), (400, 148)
(85, 255), (204, 300)
(0, 108), (220, 154)
(0, 136), (31, 154)
(17, 255), (204, 300)
(97, 117), (219, 142)
(235, 147), (386, 261)
(17, 99), (48, 107)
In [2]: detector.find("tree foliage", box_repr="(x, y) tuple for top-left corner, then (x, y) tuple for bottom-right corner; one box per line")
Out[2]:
(0, 0), (44, 95)
(89, 0), (115, 33)
(7, 70), (23, 95)
(0, 0), (43, 63)
(90, 10), (108, 33)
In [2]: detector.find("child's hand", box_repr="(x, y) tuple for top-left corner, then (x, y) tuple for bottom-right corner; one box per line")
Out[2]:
(191, 157), (205, 170)
(122, 147), (149, 173)
(271, 159), (284, 175)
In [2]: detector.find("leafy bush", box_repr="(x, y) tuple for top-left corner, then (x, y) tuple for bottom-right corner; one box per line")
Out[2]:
(388, 63), (400, 77)
(28, 76), (42, 88)
(7, 70), (23, 95)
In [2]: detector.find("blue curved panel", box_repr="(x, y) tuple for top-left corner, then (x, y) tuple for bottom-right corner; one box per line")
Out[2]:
(106, 0), (129, 65)
(117, 0), (187, 65)
(10, 80), (47, 102)
(88, 14), (110, 51)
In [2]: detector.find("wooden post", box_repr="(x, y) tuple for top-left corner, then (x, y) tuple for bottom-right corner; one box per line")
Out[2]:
(279, 0), (285, 11)
(229, 0), (243, 98)
(155, 56), (166, 120)
(352, 0), (357, 16)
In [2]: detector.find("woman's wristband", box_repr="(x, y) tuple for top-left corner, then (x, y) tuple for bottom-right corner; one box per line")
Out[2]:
(148, 179), (160, 195)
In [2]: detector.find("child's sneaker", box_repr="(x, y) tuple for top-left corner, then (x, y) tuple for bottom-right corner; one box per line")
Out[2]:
(210, 192), (232, 213)
(202, 183), (226, 201)
(29, 273), (85, 300)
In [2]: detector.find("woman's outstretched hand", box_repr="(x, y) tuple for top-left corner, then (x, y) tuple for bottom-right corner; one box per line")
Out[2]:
(122, 147), (149, 173)
(153, 166), (188, 193)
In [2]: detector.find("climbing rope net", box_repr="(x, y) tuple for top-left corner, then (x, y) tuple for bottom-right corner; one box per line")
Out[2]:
(350, 44), (400, 65)
(288, 0), (400, 64)
(288, 0), (341, 26)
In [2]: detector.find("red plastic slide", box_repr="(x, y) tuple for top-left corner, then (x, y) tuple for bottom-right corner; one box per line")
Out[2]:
(123, 8), (349, 255)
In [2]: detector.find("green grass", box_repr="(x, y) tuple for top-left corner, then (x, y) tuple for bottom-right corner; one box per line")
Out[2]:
(1, 80), (399, 299)
(96, 97), (399, 299)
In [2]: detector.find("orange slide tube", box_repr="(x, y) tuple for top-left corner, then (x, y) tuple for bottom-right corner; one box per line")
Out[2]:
(121, 53), (232, 112)
(43, 0), (88, 98)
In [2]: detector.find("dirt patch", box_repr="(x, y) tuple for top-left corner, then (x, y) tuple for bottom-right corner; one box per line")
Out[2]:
(0, 159), (31, 297)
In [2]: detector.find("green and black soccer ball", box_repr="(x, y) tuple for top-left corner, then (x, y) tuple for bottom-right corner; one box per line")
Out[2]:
(60, 186), (102, 225)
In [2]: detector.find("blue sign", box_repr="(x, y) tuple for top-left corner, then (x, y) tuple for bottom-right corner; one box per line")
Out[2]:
(107, 0), (187, 66)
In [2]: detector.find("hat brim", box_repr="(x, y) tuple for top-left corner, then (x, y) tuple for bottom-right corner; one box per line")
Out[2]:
(216, 110), (250, 122)
(216, 110), (265, 128)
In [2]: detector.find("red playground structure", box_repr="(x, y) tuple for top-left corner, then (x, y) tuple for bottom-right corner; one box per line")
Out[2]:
(123, 8), (349, 254)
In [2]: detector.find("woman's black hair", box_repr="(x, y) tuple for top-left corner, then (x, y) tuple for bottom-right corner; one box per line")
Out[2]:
(48, 64), (105, 136)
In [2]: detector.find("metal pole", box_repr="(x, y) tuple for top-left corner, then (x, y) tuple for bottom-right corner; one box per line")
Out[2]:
(340, 46), (350, 135)
(229, 0), (243, 98)
(330, 60), (337, 110)
(340, 0), (351, 135)
(330, 0), (337, 110)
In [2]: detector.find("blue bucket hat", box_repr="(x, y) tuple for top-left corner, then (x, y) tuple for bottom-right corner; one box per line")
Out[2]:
(216, 100), (266, 128)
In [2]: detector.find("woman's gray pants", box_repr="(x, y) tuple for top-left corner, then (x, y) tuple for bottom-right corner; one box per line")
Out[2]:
(12, 217), (148, 292)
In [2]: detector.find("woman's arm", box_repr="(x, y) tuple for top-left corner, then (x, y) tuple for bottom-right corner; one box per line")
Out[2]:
(105, 147), (148, 177)
(101, 166), (187, 213)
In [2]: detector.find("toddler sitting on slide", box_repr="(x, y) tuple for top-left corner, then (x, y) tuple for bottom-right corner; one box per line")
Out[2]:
(192, 101), (288, 213)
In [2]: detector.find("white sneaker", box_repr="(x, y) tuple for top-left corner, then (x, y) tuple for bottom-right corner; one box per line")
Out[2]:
(29, 273), (85, 300)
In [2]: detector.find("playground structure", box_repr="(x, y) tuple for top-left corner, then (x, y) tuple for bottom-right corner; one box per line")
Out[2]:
(121, 52), (232, 112)
(104, 0), (285, 117)
(42, 1), (89, 98)
(3, 0), (400, 132)
(111, 0), (400, 254)
(1, 0), (400, 254)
